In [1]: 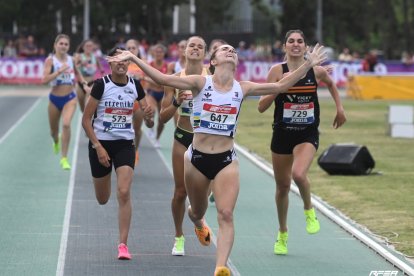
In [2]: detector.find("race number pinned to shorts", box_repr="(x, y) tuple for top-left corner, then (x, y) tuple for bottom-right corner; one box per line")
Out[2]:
(283, 102), (315, 124)
(199, 103), (237, 131)
(103, 108), (133, 132)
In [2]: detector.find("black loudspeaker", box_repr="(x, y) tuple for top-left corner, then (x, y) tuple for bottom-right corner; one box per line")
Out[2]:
(317, 144), (375, 175)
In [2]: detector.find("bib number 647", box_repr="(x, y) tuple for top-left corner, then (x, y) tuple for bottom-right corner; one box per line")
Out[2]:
(210, 113), (228, 123)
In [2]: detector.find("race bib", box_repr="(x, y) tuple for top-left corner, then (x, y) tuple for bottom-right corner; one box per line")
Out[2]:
(178, 91), (193, 116)
(199, 103), (237, 131)
(56, 70), (75, 85)
(282, 102), (315, 124)
(103, 107), (133, 132)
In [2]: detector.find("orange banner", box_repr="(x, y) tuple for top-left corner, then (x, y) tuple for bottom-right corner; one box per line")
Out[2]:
(347, 74), (414, 100)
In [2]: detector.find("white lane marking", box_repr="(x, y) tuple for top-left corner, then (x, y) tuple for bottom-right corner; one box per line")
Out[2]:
(235, 143), (414, 276)
(56, 114), (82, 276)
(0, 98), (41, 145)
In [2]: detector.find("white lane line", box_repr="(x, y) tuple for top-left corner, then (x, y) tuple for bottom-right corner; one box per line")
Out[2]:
(235, 143), (414, 276)
(0, 98), (41, 145)
(56, 114), (82, 276)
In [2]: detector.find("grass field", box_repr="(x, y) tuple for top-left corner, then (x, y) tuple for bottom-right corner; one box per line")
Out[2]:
(235, 96), (414, 258)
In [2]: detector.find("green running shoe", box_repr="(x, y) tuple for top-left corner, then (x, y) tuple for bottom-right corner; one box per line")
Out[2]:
(274, 231), (288, 255)
(304, 208), (320, 234)
(60, 157), (71, 170)
(171, 235), (185, 256)
(53, 137), (60, 154)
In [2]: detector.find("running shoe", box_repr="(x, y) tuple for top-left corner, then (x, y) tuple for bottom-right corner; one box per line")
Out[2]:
(153, 140), (161, 148)
(304, 208), (320, 234)
(171, 235), (185, 256)
(194, 221), (211, 246)
(53, 137), (60, 154)
(60, 157), (71, 170)
(214, 266), (231, 276)
(274, 231), (288, 255)
(117, 243), (131, 260)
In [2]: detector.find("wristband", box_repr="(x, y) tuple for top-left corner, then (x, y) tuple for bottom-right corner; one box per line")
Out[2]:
(172, 97), (181, 108)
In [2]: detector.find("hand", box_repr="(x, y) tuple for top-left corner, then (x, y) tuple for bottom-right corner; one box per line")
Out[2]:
(143, 105), (155, 128)
(83, 85), (92, 94)
(305, 43), (327, 67)
(59, 63), (70, 74)
(178, 89), (193, 104)
(333, 110), (346, 129)
(106, 49), (135, 63)
(323, 64), (334, 74)
(96, 146), (111, 167)
(144, 104), (154, 118)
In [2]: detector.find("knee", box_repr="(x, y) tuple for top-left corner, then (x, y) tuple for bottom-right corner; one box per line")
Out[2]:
(217, 208), (233, 224)
(173, 186), (187, 202)
(61, 122), (71, 131)
(292, 170), (307, 185)
(117, 187), (130, 202)
(188, 206), (203, 221)
(276, 179), (291, 196)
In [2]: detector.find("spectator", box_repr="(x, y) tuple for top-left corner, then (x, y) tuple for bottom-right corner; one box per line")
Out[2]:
(168, 41), (179, 59)
(139, 38), (149, 59)
(92, 40), (104, 59)
(236, 41), (249, 61)
(114, 36), (126, 49)
(19, 35), (39, 58)
(351, 51), (361, 62)
(15, 34), (26, 56)
(3, 39), (17, 58)
(271, 40), (284, 61)
(401, 51), (414, 66)
(338, 48), (353, 62)
(362, 50), (378, 72)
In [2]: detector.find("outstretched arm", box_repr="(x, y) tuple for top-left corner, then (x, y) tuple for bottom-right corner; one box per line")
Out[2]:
(258, 64), (282, 113)
(107, 50), (203, 91)
(243, 43), (327, 97)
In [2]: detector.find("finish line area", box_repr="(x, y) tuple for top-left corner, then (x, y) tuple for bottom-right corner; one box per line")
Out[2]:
(0, 86), (412, 276)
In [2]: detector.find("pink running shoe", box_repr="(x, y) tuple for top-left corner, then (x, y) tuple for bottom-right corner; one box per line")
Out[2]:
(118, 243), (131, 260)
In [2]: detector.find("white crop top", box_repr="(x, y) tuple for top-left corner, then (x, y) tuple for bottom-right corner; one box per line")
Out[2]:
(192, 75), (243, 137)
(50, 55), (75, 86)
